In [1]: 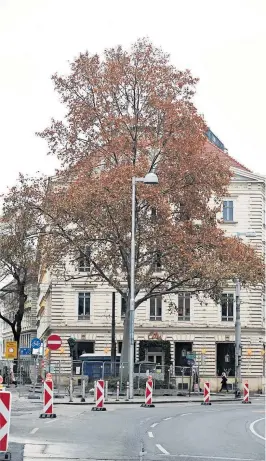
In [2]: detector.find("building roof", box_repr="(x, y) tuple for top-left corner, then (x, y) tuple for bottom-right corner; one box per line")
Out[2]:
(205, 139), (251, 172)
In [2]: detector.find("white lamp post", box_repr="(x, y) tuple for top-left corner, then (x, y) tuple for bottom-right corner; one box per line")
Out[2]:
(129, 172), (159, 399)
(234, 230), (256, 397)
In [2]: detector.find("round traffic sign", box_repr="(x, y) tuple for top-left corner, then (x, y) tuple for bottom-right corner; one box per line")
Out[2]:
(31, 337), (41, 348)
(47, 334), (62, 351)
(0, 376), (3, 384)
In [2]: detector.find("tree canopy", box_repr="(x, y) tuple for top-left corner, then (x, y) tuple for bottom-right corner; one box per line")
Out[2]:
(2, 38), (264, 358)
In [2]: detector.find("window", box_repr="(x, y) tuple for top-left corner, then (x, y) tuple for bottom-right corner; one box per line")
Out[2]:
(79, 247), (91, 272)
(221, 293), (234, 321)
(78, 292), (90, 319)
(150, 295), (162, 321)
(223, 200), (234, 222)
(178, 293), (191, 321)
(121, 297), (127, 318)
(154, 252), (162, 271)
(151, 207), (157, 222)
(216, 342), (235, 376)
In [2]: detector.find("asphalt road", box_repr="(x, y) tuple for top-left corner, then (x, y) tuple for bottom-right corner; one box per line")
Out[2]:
(7, 399), (265, 461)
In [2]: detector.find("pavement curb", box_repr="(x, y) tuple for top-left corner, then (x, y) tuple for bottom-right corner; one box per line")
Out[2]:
(48, 397), (242, 406)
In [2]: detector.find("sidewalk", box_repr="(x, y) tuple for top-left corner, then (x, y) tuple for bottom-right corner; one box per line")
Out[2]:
(24, 393), (243, 405)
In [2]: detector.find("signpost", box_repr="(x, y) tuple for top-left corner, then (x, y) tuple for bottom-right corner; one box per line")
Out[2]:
(47, 335), (62, 351)
(4, 341), (18, 360)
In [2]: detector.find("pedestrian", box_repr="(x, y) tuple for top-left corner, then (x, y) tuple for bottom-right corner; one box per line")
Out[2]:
(219, 372), (228, 392)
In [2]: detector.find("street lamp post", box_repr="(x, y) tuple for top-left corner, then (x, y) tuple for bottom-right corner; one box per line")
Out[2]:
(234, 231), (256, 397)
(129, 172), (159, 399)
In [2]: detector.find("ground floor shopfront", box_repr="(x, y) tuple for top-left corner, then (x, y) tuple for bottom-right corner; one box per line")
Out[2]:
(44, 327), (265, 393)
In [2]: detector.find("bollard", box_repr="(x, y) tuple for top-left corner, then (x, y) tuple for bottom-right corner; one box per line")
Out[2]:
(125, 381), (129, 401)
(242, 381), (251, 404)
(81, 377), (86, 403)
(105, 380), (108, 401)
(141, 375), (155, 408)
(201, 381), (211, 405)
(40, 374), (57, 418)
(92, 379), (106, 411)
(116, 381), (120, 401)
(0, 390), (12, 460)
(69, 377), (73, 403)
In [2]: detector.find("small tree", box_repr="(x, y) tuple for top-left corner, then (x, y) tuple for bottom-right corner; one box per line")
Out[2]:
(0, 183), (40, 346)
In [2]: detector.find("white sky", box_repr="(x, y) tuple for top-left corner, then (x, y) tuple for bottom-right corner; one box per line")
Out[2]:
(0, 0), (265, 194)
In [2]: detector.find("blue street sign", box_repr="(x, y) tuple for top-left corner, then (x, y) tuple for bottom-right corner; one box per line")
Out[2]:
(20, 347), (31, 356)
(31, 338), (41, 349)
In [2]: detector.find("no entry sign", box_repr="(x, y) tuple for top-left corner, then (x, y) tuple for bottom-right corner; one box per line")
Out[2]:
(47, 334), (62, 351)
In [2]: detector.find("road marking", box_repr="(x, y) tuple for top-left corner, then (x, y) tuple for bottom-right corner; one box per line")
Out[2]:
(151, 422), (158, 427)
(148, 431), (154, 438)
(163, 417), (172, 421)
(30, 428), (39, 435)
(45, 420), (56, 424)
(180, 412), (192, 416)
(175, 456), (264, 460)
(249, 417), (266, 441)
(156, 444), (170, 455)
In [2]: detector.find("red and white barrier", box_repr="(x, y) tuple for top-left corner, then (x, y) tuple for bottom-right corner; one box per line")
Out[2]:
(141, 375), (155, 408)
(92, 379), (106, 411)
(0, 391), (12, 457)
(40, 374), (57, 418)
(242, 381), (251, 404)
(201, 381), (211, 405)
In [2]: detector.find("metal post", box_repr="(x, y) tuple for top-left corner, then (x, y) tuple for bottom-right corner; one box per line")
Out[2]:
(129, 177), (136, 399)
(111, 292), (116, 376)
(105, 380), (108, 401)
(69, 356), (73, 403)
(125, 381), (129, 401)
(235, 278), (241, 397)
(58, 360), (61, 397)
(81, 377), (86, 403)
(116, 381), (120, 401)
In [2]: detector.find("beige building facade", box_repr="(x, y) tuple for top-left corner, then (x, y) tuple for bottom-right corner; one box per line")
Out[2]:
(36, 164), (266, 392)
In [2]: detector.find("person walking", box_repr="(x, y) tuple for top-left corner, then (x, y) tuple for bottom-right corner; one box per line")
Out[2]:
(219, 372), (228, 392)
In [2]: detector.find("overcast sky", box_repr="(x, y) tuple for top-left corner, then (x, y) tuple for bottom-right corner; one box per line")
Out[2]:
(0, 0), (265, 194)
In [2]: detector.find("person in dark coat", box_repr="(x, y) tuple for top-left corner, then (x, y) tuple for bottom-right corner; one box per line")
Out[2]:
(219, 372), (228, 392)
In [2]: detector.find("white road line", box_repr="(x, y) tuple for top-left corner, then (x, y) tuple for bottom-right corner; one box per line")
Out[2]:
(177, 456), (264, 461)
(163, 417), (172, 421)
(156, 443), (170, 455)
(30, 428), (39, 435)
(151, 422), (158, 428)
(45, 420), (56, 424)
(180, 413), (192, 416)
(249, 417), (266, 441)
(148, 431), (154, 438)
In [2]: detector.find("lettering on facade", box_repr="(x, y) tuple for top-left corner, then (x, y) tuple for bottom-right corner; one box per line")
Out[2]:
(148, 332), (162, 340)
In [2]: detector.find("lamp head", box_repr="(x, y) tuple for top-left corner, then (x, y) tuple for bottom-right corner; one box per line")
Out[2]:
(143, 172), (159, 184)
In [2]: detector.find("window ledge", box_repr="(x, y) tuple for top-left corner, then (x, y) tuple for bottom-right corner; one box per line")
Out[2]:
(78, 316), (91, 321)
(218, 221), (238, 225)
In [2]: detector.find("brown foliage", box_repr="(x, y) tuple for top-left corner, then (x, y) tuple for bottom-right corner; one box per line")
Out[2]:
(31, 38), (264, 306)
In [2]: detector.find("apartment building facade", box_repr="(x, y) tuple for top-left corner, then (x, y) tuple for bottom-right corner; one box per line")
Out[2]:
(0, 282), (38, 350)
(36, 146), (266, 392)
